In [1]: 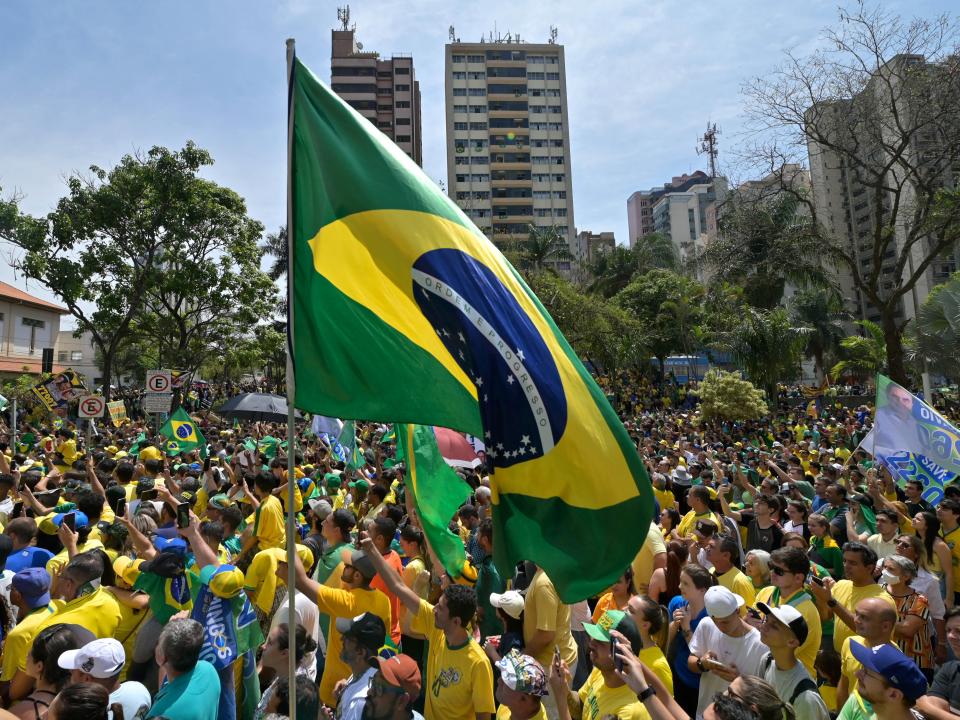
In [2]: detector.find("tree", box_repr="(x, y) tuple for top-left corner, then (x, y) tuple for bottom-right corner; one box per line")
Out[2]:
(831, 319), (887, 383)
(704, 193), (830, 308)
(615, 269), (705, 384)
(790, 287), (851, 381)
(907, 272), (960, 381)
(699, 369), (768, 421)
(516, 224), (572, 273)
(714, 307), (809, 404)
(740, 5), (960, 384)
(588, 233), (678, 298)
(260, 226), (288, 281)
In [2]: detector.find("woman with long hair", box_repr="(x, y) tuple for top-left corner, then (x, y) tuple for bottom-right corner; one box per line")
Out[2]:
(808, 513), (844, 579)
(255, 623), (317, 720)
(628, 594), (673, 693)
(668, 563), (714, 719)
(782, 501), (809, 539)
(648, 541), (688, 605)
(398, 523), (430, 667)
(913, 511), (954, 600)
(45, 683), (119, 720)
(660, 507), (681, 542)
(592, 567), (637, 621)
(9, 625), (81, 720)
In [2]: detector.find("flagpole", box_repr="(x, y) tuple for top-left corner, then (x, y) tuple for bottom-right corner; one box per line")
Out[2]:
(284, 36), (298, 720)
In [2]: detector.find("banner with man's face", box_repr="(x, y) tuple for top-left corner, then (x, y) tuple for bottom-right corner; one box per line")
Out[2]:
(32, 369), (86, 414)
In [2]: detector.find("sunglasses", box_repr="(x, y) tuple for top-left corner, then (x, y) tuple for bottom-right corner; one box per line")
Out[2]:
(770, 565), (787, 576)
(368, 677), (405, 698)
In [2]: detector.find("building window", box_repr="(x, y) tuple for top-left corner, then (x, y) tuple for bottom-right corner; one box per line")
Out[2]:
(58, 351), (68, 362)
(468, 71), (485, 80)
(452, 72), (467, 80)
(454, 122), (468, 130)
(22, 317), (44, 354)
(395, 84), (410, 92)
(467, 55), (485, 63)
(453, 88), (467, 96)
(394, 67), (410, 74)
(528, 72), (545, 80)
(396, 118), (410, 125)
(546, 72), (560, 80)
(468, 88), (486, 96)
(71, 350), (83, 361)
(397, 135), (411, 142)
(454, 104), (467, 113)
(469, 121), (487, 130)
(396, 101), (410, 108)
(452, 55), (466, 63)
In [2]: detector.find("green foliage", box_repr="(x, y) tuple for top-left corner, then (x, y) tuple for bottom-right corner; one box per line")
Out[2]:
(832, 320), (887, 382)
(789, 287), (850, 380)
(699, 369), (768, 421)
(588, 233), (678, 298)
(714, 307), (809, 404)
(515, 225), (572, 273)
(907, 272), (960, 381)
(261, 226), (288, 281)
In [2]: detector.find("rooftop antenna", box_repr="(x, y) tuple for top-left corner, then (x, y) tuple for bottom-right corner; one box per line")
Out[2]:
(549, 26), (558, 44)
(697, 122), (721, 178)
(337, 4), (351, 31)
(449, 25), (457, 42)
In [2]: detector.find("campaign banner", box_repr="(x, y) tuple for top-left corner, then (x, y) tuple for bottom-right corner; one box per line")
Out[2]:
(878, 449), (953, 507)
(874, 374), (960, 476)
(31, 369), (86, 414)
(106, 400), (127, 427)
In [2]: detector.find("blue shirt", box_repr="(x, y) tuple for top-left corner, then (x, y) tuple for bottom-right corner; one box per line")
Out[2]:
(668, 596), (708, 689)
(4, 547), (54, 574)
(146, 660), (220, 720)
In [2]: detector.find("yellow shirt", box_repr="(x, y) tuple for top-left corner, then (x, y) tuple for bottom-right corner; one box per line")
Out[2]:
(0, 603), (55, 680)
(755, 585), (822, 677)
(37, 587), (122, 639)
(57, 439), (78, 466)
(637, 645), (673, 695)
(244, 545), (313, 614)
(253, 494), (286, 550)
(138, 446), (162, 462)
(941, 525), (960, 591)
(315, 584), (392, 707)
(840, 637), (896, 698)
(715, 567), (756, 608)
(676, 510), (722, 539)
(105, 588), (149, 681)
(831, 581), (896, 651)
(410, 598), (495, 720)
(497, 704), (547, 720)
(578, 667), (650, 720)
(631, 524), (667, 594)
(46, 537), (105, 578)
(522, 569), (578, 670)
(652, 487), (675, 512)
(402, 556), (431, 600)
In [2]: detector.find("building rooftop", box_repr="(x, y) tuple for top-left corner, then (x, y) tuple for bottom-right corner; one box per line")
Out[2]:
(0, 281), (67, 314)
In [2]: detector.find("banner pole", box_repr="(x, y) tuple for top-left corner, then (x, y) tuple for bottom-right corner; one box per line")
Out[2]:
(284, 36), (298, 720)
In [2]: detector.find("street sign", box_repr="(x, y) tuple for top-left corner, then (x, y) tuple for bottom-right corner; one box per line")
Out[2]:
(146, 370), (172, 394)
(78, 395), (105, 418)
(144, 393), (172, 414)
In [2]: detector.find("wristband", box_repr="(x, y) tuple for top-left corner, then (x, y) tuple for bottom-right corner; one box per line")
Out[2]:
(827, 599), (838, 608)
(637, 686), (656, 702)
(696, 657), (707, 672)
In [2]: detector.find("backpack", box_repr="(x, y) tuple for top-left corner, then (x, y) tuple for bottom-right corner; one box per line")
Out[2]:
(761, 653), (819, 704)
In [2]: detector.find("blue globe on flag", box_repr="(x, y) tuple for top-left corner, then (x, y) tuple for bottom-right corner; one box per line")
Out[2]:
(176, 424), (194, 440)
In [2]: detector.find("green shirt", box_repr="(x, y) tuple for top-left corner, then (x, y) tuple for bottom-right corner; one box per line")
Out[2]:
(475, 555), (505, 641)
(146, 659), (220, 720)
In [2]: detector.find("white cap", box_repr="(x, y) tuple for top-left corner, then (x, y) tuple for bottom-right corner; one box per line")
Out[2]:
(704, 586), (744, 619)
(58, 638), (125, 679)
(490, 590), (525, 619)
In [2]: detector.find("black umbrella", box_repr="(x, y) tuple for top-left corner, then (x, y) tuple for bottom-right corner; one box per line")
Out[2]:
(216, 393), (303, 423)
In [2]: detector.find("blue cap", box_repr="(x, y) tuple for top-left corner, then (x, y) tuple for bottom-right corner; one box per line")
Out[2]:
(12, 568), (51, 609)
(151, 537), (188, 555)
(52, 511), (89, 530)
(849, 641), (928, 701)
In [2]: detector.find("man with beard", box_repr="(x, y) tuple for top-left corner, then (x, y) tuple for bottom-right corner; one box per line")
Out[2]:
(333, 612), (388, 720)
(840, 641), (928, 720)
(363, 654), (424, 720)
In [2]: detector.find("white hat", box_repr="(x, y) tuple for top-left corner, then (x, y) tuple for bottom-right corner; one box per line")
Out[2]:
(58, 638), (125, 679)
(704, 586), (744, 618)
(490, 590), (525, 619)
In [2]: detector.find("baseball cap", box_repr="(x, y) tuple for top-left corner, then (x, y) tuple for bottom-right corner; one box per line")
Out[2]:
(349, 478), (370, 491)
(336, 612), (387, 653)
(340, 548), (377, 580)
(489, 590), (525, 620)
(694, 519), (717, 537)
(152, 537), (188, 555)
(11, 568), (51, 609)
(704, 586), (745, 618)
(496, 650), (549, 697)
(849, 641), (928, 701)
(369, 654), (422, 697)
(307, 497), (333, 519)
(58, 638), (125, 679)
(324, 473), (342, 489)
(52, 511), (89, 530)
(756, 601), (809, 645)
(583, 609), (642, 654)
(208, 494), (234, 510)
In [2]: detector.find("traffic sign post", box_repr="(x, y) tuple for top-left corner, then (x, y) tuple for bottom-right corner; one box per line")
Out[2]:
(144, 393), (172, 414)
(78, 396), (105, 418)
(146, 370), (172, 394)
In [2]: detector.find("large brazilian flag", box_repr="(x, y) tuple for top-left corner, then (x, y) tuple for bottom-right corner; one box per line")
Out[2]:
(289, 56), (652, 601)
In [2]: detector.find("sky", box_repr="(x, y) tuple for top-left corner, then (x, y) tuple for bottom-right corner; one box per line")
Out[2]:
(1, 0), (954, 322)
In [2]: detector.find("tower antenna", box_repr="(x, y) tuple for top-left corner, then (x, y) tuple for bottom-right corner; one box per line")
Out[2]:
(336, 5), (351, 31)
(696, 122), (721, 178)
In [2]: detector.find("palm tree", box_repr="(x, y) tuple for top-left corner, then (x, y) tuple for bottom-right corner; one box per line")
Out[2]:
(633, 232), (679, 272)
(705, 193), (832, 309)
(907, 273), (960, 382)
(789, 287), (850, 381)
(588, 233), (679, 298)
(831, 320), (887, 383)
(260, 226), (287, 281)
(660, 289), (704, 381)
(518, 225), (572, 273)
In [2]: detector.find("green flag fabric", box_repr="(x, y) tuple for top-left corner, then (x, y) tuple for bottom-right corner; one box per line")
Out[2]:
(288, 56), (652, 601)
(159, 408), (206, 457)
(128, 432), (147, 456)
(397, 424), (470, 578)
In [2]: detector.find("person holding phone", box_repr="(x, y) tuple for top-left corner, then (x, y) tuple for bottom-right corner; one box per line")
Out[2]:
(548, 609), (648, 720)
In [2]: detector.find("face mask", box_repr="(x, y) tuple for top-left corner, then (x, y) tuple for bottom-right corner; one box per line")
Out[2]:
(880, 570), (899, 585)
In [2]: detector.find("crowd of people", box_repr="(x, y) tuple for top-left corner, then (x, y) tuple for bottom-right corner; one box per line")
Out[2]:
(0, 382), (953, 720)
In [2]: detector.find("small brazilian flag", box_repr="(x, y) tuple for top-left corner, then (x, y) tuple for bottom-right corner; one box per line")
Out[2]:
(287, 55), (652, 601)
(159, 408), (206, 458)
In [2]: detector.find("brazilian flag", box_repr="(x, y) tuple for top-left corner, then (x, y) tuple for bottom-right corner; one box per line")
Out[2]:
(159, 408), (206, 458)
(288, 57), (652, 601)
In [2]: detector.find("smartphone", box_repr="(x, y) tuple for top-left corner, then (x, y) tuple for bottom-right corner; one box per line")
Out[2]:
(11, 501), (23, 518)
(203, 457), (211, 472)
(141, 488), (159, 501)
(114, 497), (126, 518)
(63, 512), (76, 532)
(553, 644), (561, 668)
(810, 574), (825, 586)
(610, 636), (623, 672)
(746, 607), (762, 620)
(176, 502), (191, 529)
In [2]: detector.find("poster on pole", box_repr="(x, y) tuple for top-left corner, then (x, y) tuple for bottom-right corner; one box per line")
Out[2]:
(32, 369), (86, 415)
(107, 400), (127, 427)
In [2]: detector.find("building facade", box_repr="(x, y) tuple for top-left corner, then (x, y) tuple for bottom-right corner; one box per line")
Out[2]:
(331, 26), (422, 165)
(574, 230), (615, 266)
(54, 329), (101, 387)
(649, 175), (727, 281)
(627, 172), (714, 248)
(444, 37), (576, 264)
(0, 282), (67, 377)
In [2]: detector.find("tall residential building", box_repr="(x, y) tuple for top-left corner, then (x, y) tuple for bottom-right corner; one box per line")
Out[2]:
(574, 230), (615, 266)
(444, 36), (576, 268)
(331, 24), (422, 165)
(627, 171), (712, 247)
(806, 54), (958, 325)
